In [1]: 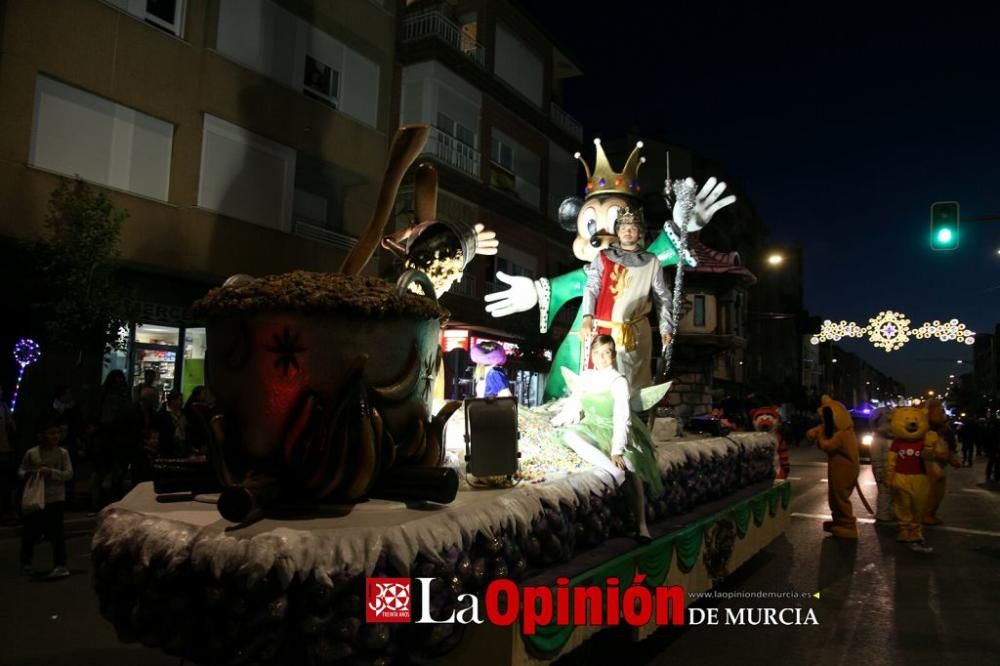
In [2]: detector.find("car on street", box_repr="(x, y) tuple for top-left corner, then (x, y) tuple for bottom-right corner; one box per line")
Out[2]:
(852, 411), (874, 464)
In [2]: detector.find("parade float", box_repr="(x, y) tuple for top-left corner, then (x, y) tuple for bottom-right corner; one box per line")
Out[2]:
(91, 125), (790, 665)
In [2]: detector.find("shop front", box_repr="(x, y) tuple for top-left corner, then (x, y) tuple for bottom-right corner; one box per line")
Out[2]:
(439, 327), (551, 406)
(103, 302), (207, 401)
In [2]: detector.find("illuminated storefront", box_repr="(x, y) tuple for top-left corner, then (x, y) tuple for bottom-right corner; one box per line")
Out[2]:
(439, 327), (551, 406)
(103, 301), (207, 400)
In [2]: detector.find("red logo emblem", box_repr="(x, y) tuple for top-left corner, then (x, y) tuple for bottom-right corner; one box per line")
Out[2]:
(366, 578), (412, 623)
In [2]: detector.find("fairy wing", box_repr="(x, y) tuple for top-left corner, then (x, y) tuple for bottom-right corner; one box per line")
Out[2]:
(630, 381), (673, 413)
(560, 366), (581, 396)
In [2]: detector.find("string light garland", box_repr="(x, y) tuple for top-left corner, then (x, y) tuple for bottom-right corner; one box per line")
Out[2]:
(810, 310), (975, 352)
(11, 338), (41, 413)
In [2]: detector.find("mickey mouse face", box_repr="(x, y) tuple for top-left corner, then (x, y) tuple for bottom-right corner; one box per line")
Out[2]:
(559, 194), (638, 263)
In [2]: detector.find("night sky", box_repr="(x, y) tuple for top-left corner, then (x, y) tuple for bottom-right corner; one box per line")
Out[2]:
(524, 1), (1000, 395)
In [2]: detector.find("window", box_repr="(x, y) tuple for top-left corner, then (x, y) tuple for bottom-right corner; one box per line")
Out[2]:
(493, 25), (543, 106)
(495, 257), (535, 280)
(216, 0), (379, 127)
(30, 75), (174, 201)
(438, 112), (475, 147)
(198, 114), (296, 232)
(144, 0), (184, 35)
(694, 295), (706, 327)
(490, 136), (514, 171)
(304, 55), (340, 108)
(107, 0), (186, 37)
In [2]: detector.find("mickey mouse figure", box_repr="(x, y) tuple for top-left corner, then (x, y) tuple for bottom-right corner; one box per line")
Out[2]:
(484, 138), (735, 400)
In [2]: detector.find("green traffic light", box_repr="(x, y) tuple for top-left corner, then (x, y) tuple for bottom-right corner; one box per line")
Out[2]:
(930, 201), (960, 250)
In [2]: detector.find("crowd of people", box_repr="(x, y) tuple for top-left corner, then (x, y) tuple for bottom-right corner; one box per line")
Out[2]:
(0, 371), (213, 580)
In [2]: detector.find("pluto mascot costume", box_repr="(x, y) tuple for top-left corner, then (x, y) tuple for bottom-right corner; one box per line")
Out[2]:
(886, 406), (939, 550)
(869, 407), (896, 522)
(484, 139), (735, 400)
(923, 399), (961, 525)
(807, 395), (860, 539)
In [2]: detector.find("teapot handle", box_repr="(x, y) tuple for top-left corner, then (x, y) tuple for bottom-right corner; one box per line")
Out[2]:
(396, 269), (438, 302)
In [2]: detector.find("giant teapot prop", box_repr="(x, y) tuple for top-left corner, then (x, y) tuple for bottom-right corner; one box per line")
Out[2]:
(194, 126), (468, 522)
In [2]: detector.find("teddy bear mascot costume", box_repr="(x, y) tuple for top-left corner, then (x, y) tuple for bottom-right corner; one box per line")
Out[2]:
(751, 406), (789, 480)
(483, 139), (735, 400)
(806, 395), (860, 539)
(922, 399), (961, 525)
(885, 405), (939, 551)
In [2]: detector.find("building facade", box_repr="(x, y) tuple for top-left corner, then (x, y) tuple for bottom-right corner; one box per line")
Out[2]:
(394, 0), (584, 404)
(0, 0), (398, 408)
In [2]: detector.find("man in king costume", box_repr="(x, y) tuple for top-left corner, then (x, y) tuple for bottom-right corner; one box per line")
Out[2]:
(484, 138), (735, 400)
(580, 207), (673, 390)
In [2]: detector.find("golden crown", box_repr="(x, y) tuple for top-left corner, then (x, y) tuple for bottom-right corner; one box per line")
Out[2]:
(574, 138), (646, 200)
(616, 206), (638, 226)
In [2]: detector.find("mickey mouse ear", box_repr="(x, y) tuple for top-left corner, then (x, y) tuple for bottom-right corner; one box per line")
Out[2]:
(558, 197), (583, 232)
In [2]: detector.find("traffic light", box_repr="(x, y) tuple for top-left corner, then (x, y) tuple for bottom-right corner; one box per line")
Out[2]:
(930, 201), (960, 250)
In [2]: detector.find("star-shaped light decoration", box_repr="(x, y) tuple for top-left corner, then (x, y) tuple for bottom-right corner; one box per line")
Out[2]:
(265, 326), (306, 375)
(811, 310), (974, 352)
(867, 310), (910, 352)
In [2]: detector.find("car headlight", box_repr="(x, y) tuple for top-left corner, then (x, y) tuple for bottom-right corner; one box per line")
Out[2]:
(861, 434), (873, 446)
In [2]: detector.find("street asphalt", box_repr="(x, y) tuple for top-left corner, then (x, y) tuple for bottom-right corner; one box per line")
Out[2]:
(1, 445), (998, 665)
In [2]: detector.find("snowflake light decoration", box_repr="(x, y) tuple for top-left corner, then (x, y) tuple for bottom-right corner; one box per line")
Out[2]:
(810, 311), (974, 352)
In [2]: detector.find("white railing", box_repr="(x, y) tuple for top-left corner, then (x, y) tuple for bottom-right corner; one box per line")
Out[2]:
(293, 221), (357, 251)
(424, 127), (481, 178)
(403, 11), (485, 68)
(550, 103), (583, 142)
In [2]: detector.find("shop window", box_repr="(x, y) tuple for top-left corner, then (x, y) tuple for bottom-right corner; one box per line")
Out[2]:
(182, 327), (207, 397)
(135, 324), (180, 346)
(133, 324), (181, 399)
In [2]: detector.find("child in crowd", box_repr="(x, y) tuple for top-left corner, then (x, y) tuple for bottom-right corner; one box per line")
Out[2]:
(19, 412), (74, 578)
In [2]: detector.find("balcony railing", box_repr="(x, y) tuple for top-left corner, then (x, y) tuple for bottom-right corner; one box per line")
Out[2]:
(293, 221), (357, 251)
(403, 11), (485, 68)
(423, 127), (481, 178)
(550, 103), (583, 142)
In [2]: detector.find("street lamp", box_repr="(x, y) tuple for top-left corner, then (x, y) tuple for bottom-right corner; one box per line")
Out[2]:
(766, 253), (784, 266)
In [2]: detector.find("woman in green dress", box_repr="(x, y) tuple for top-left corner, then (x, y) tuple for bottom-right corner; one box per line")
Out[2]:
(552, 335), (663, 542)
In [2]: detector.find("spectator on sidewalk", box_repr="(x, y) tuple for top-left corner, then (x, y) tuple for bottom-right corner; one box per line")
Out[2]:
(985, 419), (999, 484)
(89, 370), (130, 511)
(155, 391), (187, 458)
(132, 368), (162, 404)
(183, 386), (212, 456)
(51, 386), (83, 506)
(121, 387), (159, 492)
(959, 419), (977, 467)
(19, 411), (73, 578)
(130, 428), (159, 486)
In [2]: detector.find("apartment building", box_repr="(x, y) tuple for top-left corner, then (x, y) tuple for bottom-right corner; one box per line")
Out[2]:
(0, 0), (397, 397)
(394, 0), (584, 404)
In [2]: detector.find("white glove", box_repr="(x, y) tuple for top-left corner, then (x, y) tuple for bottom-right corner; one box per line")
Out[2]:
(484, 271), (538, 318)
(672, 176), (737, 232)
